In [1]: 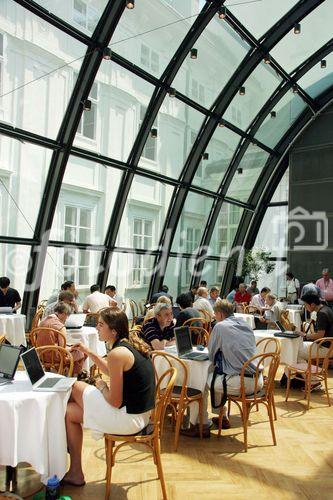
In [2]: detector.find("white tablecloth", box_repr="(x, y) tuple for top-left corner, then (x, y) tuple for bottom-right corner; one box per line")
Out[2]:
(286, 309), (302, 330)
(0, 371), (70, 484)
(254, 330), (301, 365)
(66, 326), (107, 370)
(234, 313), (256, 329)
(0, 314), (26, 346)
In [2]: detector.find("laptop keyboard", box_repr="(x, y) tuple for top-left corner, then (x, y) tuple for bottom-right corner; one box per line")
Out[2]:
(38, 377), (62, 388)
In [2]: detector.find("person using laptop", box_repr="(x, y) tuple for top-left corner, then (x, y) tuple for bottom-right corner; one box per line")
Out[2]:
(64, 308), (155, 487)
(0, 276), (21, 313)
(258, 293), (283, 328)
(140, 302), (175, 350)
(38, 302), (87, 376)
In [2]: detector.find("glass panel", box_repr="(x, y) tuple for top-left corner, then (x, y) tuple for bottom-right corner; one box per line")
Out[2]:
(226, 144), (270, 203)
(111, 0), (200, 78)
(297, 52), (333, 100)
(173, 14), (249, 108)
(73, 60), (155, 163)
(117, 176), (174, 251)
(0, 136), (52, 238)
(254, 91), (307, 149)
(171, 191), (214, 253)
(201, 259), (225, 290)
(271, 169), (289, 203)
(255, 205), (288, 258)
(223, 62), (282, 131)
(33, 0), (108, 33)
(270, 2), (333, 73)
(40, 247), (103, 305)
(208, 203), (244, 257)
(0, 2), (86, 139)
(0, 244), (31, 296)
(164, 256), (195, 299)
(138, 97), (205, 179)
(193, 125), (241, 190)
(226, 0), (297, 39)
(50, 156), (122, 244)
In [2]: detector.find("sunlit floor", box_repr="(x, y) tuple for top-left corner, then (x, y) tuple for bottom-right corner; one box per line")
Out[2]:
(1, 368), (333, 500)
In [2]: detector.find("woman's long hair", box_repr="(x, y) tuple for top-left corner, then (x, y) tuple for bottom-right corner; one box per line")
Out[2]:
(99, 308), (151, 357)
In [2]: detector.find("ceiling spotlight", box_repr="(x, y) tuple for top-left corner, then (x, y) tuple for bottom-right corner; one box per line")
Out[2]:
(293, 23), (301, 34)
(202, 152), (209, 160)
(168, 87), (177, 97)
(292, 85), (298, 93)
(239, 86), (245, 96)
(321, 59), (327, 68)
(126, 0), (135, 9)
(218, 6), (227, 19)
(190, 48), (198, 59)
(270, 111), (276, 118)
(218, 121), (225, 128)
(150, 128), (158, 138)
(237, 167), (243, 174)
(264, 54), (271, 64)
(102, 47), (112, 60)
(82, 99), (91, 111)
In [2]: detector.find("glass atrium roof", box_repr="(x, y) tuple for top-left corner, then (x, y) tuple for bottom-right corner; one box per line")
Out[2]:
(0, 0), (333, 312)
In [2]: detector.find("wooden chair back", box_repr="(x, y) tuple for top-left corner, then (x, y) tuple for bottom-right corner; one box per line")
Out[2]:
(244, 305), (261, 314)
(30, 327), (67, 348)
(280, 310), (295, 331)
(36, 345), (74, 376)
(308, 337), (333, 374)
(0, 335), (5, 344)
(256, 337), (281, 355)
(188, 326), (209, 346)
(31, 307), (44, 330)
(129, 299), (139, 327)
(138, 300), (146, 316)
(183, 316), (209, 330)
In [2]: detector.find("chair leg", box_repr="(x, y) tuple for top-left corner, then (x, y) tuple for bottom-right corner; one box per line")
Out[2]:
(242, 402), (249, 452)
(267, 402), (277, 446)
(324, 375), (331, 407)
(271, 393), (277, 421)
(217, 407), (223, 438)
(285, 369), (291, 402)
(227, 398), (231, 417)
(154, 436), (168, 500)
(198, 399), (203, 440)
(174, 403), (184, 452)
(105, 439), (114, 500)
(306, 372), (311, 409)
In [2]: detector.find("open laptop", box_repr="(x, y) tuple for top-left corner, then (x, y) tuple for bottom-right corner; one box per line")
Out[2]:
(0, 307), (13, 315)
(20, 347), (76, 392)
(274, 321), (300, 339)
(174, 326), (209, 361)
(65, 313), (86, 330)
(0, 344), (22, 385)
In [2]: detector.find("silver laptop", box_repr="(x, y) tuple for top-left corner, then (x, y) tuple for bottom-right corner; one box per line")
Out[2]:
(0, 344), (21, 386)
(65, 313), (86, 330)
(174, 326), (209, 361)
(20, 347), (76, 392)
(0, 307), (13, 315)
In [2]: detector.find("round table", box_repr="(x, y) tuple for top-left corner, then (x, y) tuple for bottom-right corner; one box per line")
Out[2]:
(0, 314), (26, 346)
(254, 330), (301, 365)
(66, 326), (107, 370)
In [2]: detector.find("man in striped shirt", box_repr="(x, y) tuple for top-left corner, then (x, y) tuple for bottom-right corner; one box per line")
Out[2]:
(141, 303), (175, 350)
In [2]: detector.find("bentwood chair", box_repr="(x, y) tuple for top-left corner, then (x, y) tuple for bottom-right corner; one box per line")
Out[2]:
(285, 337), (333, 409)
(0, 335), (5, 344)
(128, 299), (139, 327)
(183, 316), (210, 332)
(255, 337), (281, 420)
(151, 351), (204, 451)
(26, 306), (45, 346)
(222, 352), (280, 452)
(280, 310), (296, 331)
(188, 326), (209, 346)
(196, 309), (213, 333)
(36, 345), (74, 376)
(30, 327), (67, 349)
(104, 366), (177, 500)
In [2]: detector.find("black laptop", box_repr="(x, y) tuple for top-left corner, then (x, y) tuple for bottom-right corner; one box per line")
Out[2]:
(174, 326), (209, 361)
(0, 344), (22, 385)
(274, 321), (300, 339)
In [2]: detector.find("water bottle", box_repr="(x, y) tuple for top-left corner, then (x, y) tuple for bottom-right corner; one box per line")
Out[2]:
(45, 475), (60, 500)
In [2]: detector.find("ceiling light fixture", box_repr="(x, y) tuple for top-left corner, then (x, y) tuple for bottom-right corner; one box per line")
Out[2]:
(237, 167), (243, 174)
(293, 23), (301, 34)
(126, 0), (135, 9)
(321, 59), (327, 68)
(150, 128), (158, 138)
(218, 6), (227, 19)
(218, 121), (225, 128)
(292, 85), (298, 93)
(168, 87), (177, 97)
(190, 48), (198, 59)
(202, 152), (209, 160)
(264, 54), (271, 64)
(270, 111), (276, 118)
(82, 99), (91, 111)
(102, 47), (112, 60)
(239, 86), (245, 95)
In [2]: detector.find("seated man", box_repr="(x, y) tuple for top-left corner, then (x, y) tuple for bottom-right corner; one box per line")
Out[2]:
(38, 302), (86, 376)
(0, 276), (21, 313)
(175, 292), (201, 328)
(151, 285), (173, 305)
(250, 287), (270, 312)
(258, 293), (283, 328)
(104, 285), (123, 308)
(234, 283), (252, 305)
(141, 303), (174, 350)
(246, 280), (259, 297)
(83, 284), (111, 313)
(208, 287), (220, 307)
(46, 280), (79, 310)
(193, 287), (214, 321)
(43, 290), (77, 319)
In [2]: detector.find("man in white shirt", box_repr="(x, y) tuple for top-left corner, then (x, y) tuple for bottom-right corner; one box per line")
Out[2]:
(193, 287), (214, 320)
(286, 272), (300, 304)
(83, 284), (111, 313)
(259, 293), (283, 327)
(104, 285), (123, 308)
(250, 287), (270, 312)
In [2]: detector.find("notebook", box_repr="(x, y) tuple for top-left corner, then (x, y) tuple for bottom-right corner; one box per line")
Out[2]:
(65, 313), (86, 330)
(174, 326), (209, 361)
(0, 344), (22, 385)
(20, 347), (76, 392)
(0, 307), (13, 315)
(274, 321), (300, 339)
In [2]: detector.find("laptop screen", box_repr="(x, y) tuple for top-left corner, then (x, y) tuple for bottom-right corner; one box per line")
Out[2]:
(275, 321), (285, 332)
(0, 307), (13, 314)
(65, 313), (86, 329)
(21, 348), (45, 385)
(0, 344), (21, 379)
(174, 326), (192, 356)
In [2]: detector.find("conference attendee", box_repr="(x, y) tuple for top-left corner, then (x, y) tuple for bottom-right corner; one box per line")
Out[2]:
(246, 280), (259, 297)
(316, 268), (333, 307)
(301, 280), (321, 298)
(258, 293), (283, 327)
(234, 283), (251, 305)
(199, 280), (207, 288)
(250, 287), (270, 312)
(64, 308), (155, 486)
(286, 272), (300, 304)
(43, 290), (77, 319)
(82, 285), (111, 313)
(47, 280), (79, 311)
(297, 294), (333, 363)
(38, 302), (86, 376)
(104, 285), (123, 308)
(141, 302), (174, 350)
(143, 295), (172, 324)
(193, 287), (214, 320)
(0, 276), (21, 312)
(208, 287), (220, 307)
(175, 292), (201, 327)
(151, 285), (173, 304)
